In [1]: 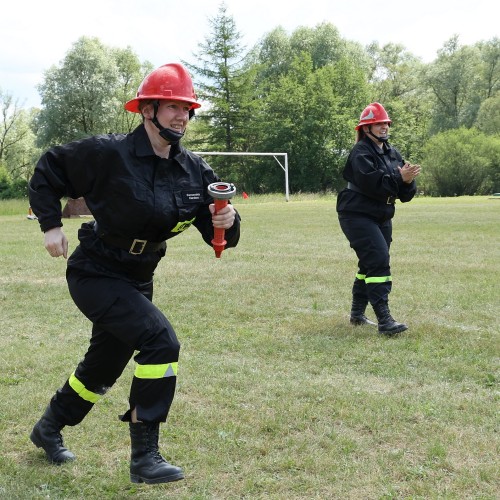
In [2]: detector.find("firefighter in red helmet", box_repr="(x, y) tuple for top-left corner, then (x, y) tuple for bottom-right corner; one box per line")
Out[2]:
(28, 63), (240, 483)
(336, 102), (421, 335)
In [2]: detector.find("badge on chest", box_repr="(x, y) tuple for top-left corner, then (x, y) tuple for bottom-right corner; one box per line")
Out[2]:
(181, 190), (203, 203)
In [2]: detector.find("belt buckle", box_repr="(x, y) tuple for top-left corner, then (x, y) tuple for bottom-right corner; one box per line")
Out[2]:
(129, 239), (147, 255)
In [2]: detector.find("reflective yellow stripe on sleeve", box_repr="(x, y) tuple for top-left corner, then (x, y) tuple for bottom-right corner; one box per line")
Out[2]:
(355, 273), (366, 280)
(365, 276), (392, 283)
(69, 373), (100, 404)
(134, 362), (179, 379)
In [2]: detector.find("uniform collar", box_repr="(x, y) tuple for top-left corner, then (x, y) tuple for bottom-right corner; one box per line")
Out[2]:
(361, 136), (393, 155)
(132, 124), (191, 172)
(132, 124), (156, 157)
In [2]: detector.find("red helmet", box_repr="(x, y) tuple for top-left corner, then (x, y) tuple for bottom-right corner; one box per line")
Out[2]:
(125, 63), (201, 113)
(355, 102), (391, 130)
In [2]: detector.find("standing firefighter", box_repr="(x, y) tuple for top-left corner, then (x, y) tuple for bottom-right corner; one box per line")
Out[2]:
(28, 63), (240, 483)
(336, 102), (420, 335)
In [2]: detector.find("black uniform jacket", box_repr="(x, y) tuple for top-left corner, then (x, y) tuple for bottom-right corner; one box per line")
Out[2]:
(336, 137), (417, 221)
(29, 124), (241, 281)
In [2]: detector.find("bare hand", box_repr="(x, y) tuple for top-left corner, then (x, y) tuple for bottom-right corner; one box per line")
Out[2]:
(209, 203), (236, 229)
(44, 227), (68, 259)
(399, 162), (421, 184)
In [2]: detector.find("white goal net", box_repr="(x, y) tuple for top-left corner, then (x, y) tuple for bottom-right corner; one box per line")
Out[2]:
(193, 152), (289, 201)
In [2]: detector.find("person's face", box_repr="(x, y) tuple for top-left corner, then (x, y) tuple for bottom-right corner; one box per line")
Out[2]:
(369, 121), (390, 139)
(155, 100), (191, 132)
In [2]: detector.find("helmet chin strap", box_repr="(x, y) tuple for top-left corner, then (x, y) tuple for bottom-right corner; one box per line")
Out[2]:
(152, 101), (184, 144)
(367, 125), (389, 143)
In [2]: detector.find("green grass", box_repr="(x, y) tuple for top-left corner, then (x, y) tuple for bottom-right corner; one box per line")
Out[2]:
(0, 195), (499, 499)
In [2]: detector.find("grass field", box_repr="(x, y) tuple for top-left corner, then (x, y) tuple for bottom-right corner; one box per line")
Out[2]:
(0, 195), (498, 499)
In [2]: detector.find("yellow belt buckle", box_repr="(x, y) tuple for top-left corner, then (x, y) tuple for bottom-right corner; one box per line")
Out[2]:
(129, 239), (147, 255)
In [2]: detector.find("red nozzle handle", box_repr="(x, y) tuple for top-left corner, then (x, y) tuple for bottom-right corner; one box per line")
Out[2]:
(208, 182), (236, 258)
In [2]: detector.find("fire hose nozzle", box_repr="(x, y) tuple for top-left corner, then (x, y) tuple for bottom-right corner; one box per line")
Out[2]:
(207, 182), (237, 258)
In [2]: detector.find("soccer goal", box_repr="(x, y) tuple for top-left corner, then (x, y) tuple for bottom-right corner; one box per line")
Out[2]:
(193, 152), (289, 201)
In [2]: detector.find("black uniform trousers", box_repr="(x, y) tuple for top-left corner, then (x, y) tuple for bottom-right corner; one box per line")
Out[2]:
(338, 215), (393, 306)
(48, 267), (180, 426)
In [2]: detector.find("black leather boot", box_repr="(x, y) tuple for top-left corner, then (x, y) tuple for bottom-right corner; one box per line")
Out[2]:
(30, 406), (75, 464)
(129, 422), (184, 484)
(350, 298), (376, 326)
(350, 278), (376, 326)
(373, 301), (408, 335)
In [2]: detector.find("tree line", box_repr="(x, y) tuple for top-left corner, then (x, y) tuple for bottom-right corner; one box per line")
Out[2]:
(0, 4), (499, 198)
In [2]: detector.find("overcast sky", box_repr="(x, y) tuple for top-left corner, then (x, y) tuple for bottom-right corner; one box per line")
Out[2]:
(1, 0), (498, 108)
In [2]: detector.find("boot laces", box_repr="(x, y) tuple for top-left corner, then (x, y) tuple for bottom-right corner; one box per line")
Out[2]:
(145, 428), (166, 464)
(44, 419), (65, 446)
(153, 451), (166, 464)
(146, 446), (166, 464)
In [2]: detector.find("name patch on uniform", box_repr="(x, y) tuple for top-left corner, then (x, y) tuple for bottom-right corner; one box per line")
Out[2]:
(182, 190), (203, 203)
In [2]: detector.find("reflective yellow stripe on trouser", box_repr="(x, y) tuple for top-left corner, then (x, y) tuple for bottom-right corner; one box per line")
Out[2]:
(69, 372), (101, 404)
(355, 273), (366, 280)
(365, 276), (392, 283)
(134, 362), (178, 379)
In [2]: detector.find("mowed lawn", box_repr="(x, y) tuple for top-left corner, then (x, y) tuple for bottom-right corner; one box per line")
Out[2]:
(0, 195), (498, 499)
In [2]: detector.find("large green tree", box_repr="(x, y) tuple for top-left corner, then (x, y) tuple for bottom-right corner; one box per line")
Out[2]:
(475, 93), (500, 135)
(421, 128), (500, 195)
(109, 47), (153, 133)
(0, 90), (25, 168)
(36, 37), (148, 148)
(249, 24), (373, 192)
(257, 22), (370, 84)
(367, 42), (423, 101)
(424, 36), (483, 133)
(0, 89), (39, 185)
(475, 38), (500, 100)
(253, 52), (369, 192)
(4, 108), (39, 182)
(184, 2), (258, 183)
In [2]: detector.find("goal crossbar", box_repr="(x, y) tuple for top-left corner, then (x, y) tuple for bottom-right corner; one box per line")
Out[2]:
(193, 152), (289, 201)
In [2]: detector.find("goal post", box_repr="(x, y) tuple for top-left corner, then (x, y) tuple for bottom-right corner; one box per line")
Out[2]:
(193, 152), (289, 201)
